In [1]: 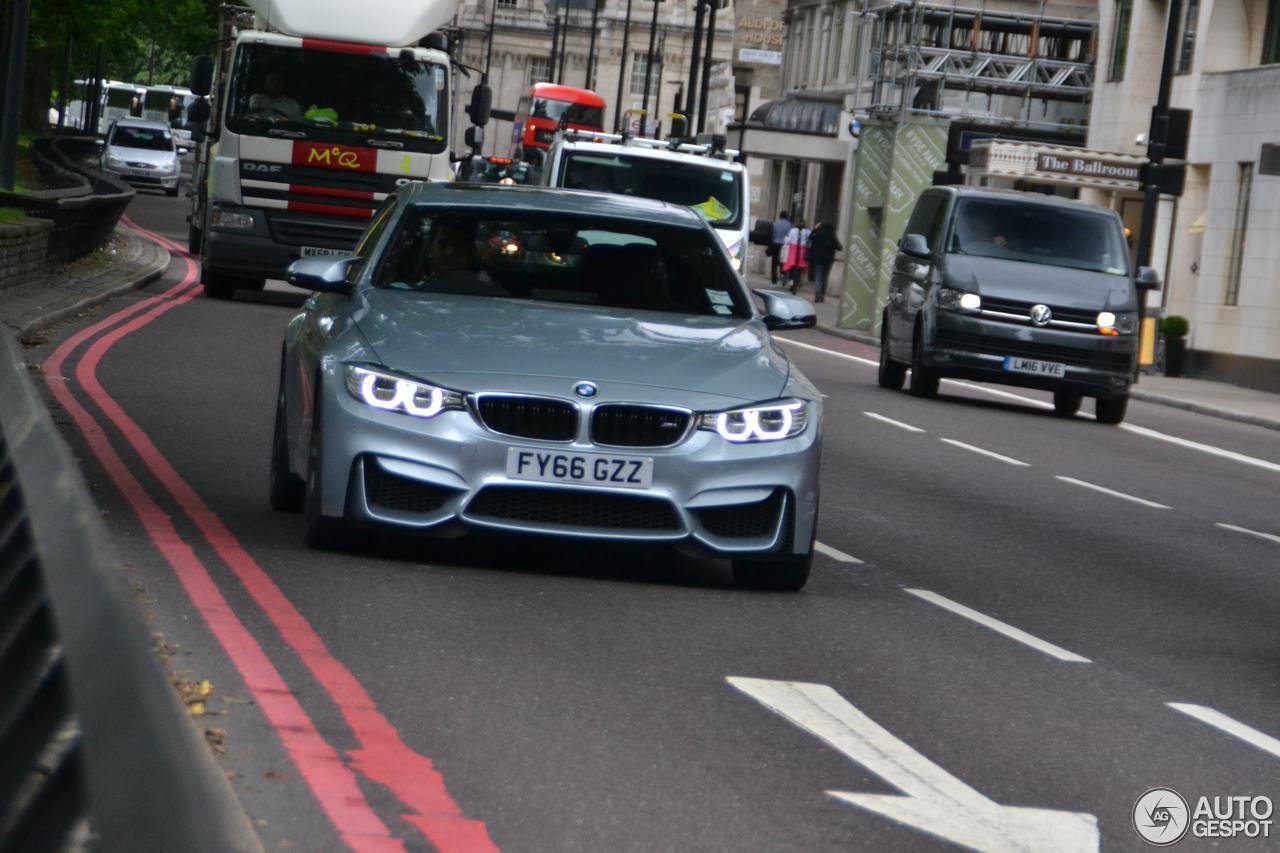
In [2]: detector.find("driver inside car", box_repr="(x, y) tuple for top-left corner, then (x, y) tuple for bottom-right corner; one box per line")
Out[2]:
(248, 71), (303, 122)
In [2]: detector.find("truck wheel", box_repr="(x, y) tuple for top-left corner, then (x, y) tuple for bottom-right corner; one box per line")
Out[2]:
(878, 319), (907, 390)
(202, 268), (241, 300)
(1053, 391), (1083, 417)
(909, 328), (940, 398)
(1095, 394), (1129, 425)
(188, 223), (202, 254)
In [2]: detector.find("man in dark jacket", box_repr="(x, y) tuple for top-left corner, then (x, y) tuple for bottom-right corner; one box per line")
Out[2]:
(769, 211), (791, 285)
(808, 221), (842, 303)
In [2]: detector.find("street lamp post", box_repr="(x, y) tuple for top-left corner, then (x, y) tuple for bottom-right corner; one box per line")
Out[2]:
(0, 0), (30, 190)
(1134, 0), (1185, 273)
(685, 0), (706, 134)
(613, 0), (634, 131)
(697, 0), (717, 134)
(586, 0), (600, 90)
(640, 0), (660, 124)
(484, 0), (499, 80)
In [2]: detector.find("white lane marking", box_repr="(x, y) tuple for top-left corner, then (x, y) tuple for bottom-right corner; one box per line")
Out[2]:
(904, 588), (1091, 663)
(1054, 476), (1172, 510)
(1119, 423), (1280, 474)
(1215, 522), (1280, 546)
(939, 438), (1030, 467)
(863, 411), (925, 433)
(1168, 704), (1280, 761)
(728, 678), (1100, 852)
(815, 541), (864, 564)
(784, 336), (1280, 473)
(776, 335), (878, 367)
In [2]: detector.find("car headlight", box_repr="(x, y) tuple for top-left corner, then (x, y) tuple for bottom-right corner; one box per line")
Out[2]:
(937, 285), (981, 312)
(106, 154), (126, 167)
(211, 209), (254, 229)
(344, 365), (465, 418)
(697, 399), (808, 443)
(1096, 310), (1136, 335)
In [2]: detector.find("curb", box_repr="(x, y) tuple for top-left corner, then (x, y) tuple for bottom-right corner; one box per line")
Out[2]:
(1129, 389), (1280, 433)
(15, 228), (171, 344)
(813, 322), (877, 348)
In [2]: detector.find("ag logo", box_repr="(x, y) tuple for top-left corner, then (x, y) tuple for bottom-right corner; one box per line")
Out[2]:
(1134, 788), (1190, 846)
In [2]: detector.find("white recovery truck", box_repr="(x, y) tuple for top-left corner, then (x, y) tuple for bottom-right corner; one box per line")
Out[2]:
(186, 0), (489, 299)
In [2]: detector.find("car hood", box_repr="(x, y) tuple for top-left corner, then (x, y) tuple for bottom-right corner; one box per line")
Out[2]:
(107, 145), (175, 165)
(352, 289), (790, 406)
(940, 255), (1135, 310)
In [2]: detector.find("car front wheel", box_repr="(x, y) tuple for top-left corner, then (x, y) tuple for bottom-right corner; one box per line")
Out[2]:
(878, 321), (907, 390)
(1053, 391), (1083, 417)
(909, 329), (940, 398)
(269, 367), (304, 512)
(732, 551), (812, 591)
(1095, 394), (1129, 425)
(303, 391), (345, 548)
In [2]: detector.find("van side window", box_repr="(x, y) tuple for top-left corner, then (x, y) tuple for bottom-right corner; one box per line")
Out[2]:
(903, 194), (944, 250)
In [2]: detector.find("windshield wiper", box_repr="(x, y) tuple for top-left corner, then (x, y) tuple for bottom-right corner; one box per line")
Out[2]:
(368, 139), (404, 150)
(268, 128), (307, 139)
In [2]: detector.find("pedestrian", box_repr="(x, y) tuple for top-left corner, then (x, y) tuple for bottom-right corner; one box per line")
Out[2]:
(808, 221), (842, 303)
(782, 216), (810, 295)
(768, 210), (791, 285)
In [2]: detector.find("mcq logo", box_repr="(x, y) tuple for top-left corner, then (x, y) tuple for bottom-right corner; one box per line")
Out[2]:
(307, 146), (363, 169)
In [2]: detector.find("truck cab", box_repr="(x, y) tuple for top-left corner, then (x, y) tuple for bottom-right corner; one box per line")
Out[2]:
(513, 84), (604, 170)
(541, 131), (751, 271)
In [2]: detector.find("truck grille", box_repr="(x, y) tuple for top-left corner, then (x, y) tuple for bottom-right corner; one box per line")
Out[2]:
(465, 486), (682, 531)
(591, 405), (691, 447)
(266, 211), (366, 249)
(981, 296), (1099, 326)
(935, 329), (1133, 371)
(476, 396), (578, 442)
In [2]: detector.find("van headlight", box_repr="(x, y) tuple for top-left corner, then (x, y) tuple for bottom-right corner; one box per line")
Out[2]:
(938, 285), (981, 312)
(345, 365), (465, 418)
(1096, 311), (1137, 335)
(697, 399), (808, 443)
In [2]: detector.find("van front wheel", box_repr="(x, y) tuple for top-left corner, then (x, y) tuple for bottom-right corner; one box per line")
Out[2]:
(1096, 394), (1129, 425)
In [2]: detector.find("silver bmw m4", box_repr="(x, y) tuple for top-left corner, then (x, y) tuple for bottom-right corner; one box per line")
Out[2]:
(271, 183), (823, 589)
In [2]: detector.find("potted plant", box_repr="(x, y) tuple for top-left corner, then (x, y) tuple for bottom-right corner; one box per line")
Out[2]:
(1160, 315), (1189, 377)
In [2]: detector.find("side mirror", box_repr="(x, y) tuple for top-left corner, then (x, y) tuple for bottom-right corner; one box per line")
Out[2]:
(749, 219), (774, 246)
(465, 125), (484, 151)
(1135, 265), (1162, 291)
(467, 84), (493, 127)
(285, 256), (359, 294)
(753, 289), (817, 331)
(900, 233), (931, 260)
(191, 56), (215, 97)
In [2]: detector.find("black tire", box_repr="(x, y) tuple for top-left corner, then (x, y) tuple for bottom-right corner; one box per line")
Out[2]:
(165, 186), (179, 197)
(188, 223), (202, 255)
(1095, 394), (1129, 425)
(1053, 391), (1083, 418)
(878, 319), (907, 390)
(303, 389), (344, 549)
(732, 551), (813, 592)
(202, 268), (239, 300)
(269, 366), (305, 512)
(908, 326), (940, 398)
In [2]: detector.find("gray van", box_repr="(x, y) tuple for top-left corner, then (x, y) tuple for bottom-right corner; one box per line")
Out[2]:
(878, 187), (1160, 424)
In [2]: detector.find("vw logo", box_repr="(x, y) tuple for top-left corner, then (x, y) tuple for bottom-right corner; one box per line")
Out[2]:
(1029, 304), (1053, 326)
(574, 382), (598, 398)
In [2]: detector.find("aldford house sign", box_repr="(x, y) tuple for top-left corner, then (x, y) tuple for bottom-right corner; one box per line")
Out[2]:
(1035, 153), (1141, 182)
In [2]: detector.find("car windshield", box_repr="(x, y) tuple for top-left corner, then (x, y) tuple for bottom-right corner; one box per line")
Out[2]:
(948, 198), (1129, 275)
(376, 208), (750, 319)
(531, 98), (603, 128)
(112, 126), (173, 151)
(560, 153), (743, 227)
(227, 42), (447, 150)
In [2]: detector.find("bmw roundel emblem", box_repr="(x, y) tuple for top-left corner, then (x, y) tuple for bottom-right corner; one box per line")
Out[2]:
(574, 382), (598, 398)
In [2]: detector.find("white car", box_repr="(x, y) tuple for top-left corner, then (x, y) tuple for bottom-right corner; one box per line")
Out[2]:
(100, 118), (181, 196)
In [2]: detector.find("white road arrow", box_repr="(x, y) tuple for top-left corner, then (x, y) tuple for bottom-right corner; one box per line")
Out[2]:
(728, 677), (1099, 853)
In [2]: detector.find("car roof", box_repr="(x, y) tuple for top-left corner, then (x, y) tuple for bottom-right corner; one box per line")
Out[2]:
(929, 185), (1120, 215)
(403, 183), (710, 229)
(555, 139), (744, 171)
(111, 118), (171, 131)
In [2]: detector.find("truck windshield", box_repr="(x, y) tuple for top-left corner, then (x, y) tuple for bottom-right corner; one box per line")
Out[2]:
(143, 90), (174, 112)
(227, 42), (447, 151)
(559, 152), (742, 228)
(948, 198), (1129, 275)
(105, 87), (136, 109)
(531, 98), (604, 128)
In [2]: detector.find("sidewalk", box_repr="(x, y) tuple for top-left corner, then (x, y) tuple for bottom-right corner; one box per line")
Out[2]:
(0, 225), (170, 344)
(744, 270), (1280, 432)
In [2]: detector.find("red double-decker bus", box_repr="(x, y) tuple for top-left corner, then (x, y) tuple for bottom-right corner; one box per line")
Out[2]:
(513, 83), (605, 167)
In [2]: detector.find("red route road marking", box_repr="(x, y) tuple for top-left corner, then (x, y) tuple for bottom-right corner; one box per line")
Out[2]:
(50, 227), (498, 852)
(44, 264), (403, 852)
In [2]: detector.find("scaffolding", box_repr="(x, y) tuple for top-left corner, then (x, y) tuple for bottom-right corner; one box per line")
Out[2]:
(864, 1), (1098, 133)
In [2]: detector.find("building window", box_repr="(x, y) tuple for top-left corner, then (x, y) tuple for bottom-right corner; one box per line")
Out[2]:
(1225, 162), (1253, 306)
(1264, 0), (1280, 64)
(1109, 0), (1133, 81)
(528, 57), (550, 86)
(630, 52), (652, 95)
(827, 4), (846, 82)
(1175, 0), (1199, 73)
(497, 0), (518, 6)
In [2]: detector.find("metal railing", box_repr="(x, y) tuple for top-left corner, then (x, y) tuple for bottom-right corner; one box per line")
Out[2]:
(0, 330), (260, 853)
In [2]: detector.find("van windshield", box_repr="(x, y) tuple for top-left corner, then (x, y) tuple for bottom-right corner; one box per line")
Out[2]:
(948, 198), (1129, 275)
(559, 152), (743, 227)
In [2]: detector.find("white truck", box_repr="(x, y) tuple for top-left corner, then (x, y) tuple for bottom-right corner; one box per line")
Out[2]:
(186, 0), (487, 299)
(140, 85), (196, 149)
(540, 130), (751, 271)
